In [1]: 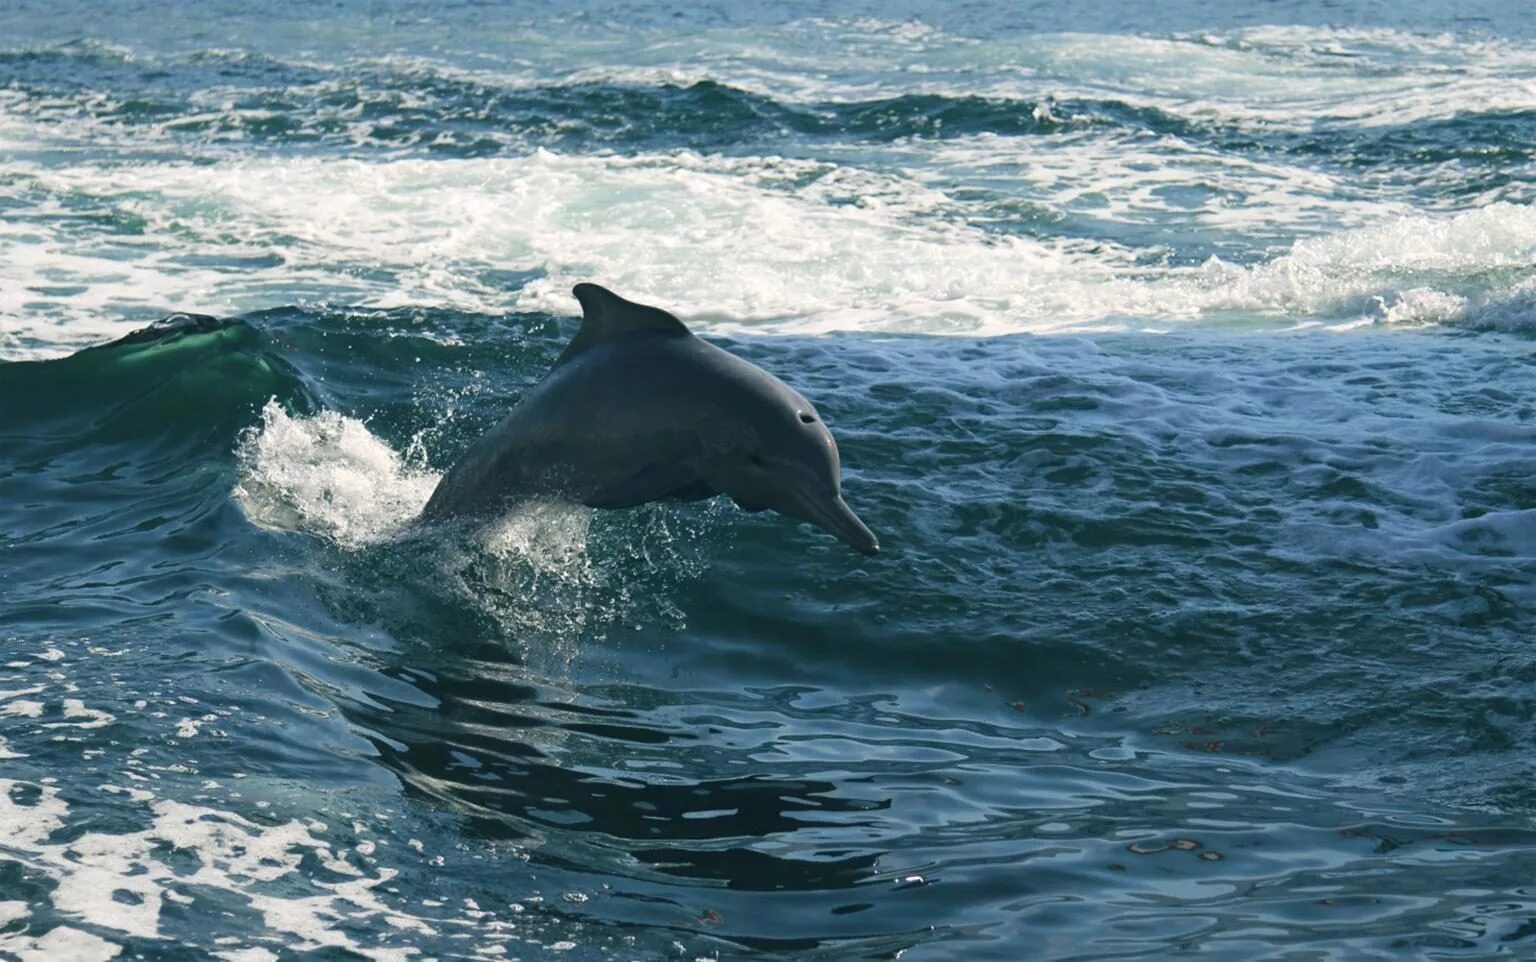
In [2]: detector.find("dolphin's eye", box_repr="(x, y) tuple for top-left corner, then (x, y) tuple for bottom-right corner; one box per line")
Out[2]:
(749, 453), (765, 467)
(798, 412), (816, 424)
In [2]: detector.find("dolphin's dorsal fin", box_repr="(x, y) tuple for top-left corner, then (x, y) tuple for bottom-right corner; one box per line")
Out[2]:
(558, 284), (691, 366)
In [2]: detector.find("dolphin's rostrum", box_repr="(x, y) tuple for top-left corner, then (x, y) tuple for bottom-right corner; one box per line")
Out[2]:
(422, 284), (879, 555)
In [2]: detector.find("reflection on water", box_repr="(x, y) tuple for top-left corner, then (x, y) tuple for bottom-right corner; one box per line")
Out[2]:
(344, 656), (887, 879)
(311, 632), (1536, 959)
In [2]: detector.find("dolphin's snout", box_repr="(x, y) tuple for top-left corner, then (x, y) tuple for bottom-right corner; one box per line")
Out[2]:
(802, 493), (879, 556)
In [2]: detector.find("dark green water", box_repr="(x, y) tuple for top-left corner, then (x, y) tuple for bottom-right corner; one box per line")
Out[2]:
(3, 2), (1536, 960)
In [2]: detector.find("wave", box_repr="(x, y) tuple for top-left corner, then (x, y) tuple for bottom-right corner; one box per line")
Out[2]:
(0, 58), (1192, 159)
(0, 313), (310, 441)
(3, 148), (1534, 354)
(6, 22), (1536, 135)
(0, 310), (708, 654)
(4, 20), (1534, 354)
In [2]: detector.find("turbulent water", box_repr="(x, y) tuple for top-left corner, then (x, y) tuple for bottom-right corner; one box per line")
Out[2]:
(3, 2), (1536, 959)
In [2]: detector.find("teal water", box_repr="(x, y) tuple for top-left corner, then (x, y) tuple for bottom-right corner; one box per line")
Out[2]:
(3, 3), (1536, 960)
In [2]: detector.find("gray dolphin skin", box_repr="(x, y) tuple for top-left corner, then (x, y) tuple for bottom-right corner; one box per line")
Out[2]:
(421, 284), (879, 555)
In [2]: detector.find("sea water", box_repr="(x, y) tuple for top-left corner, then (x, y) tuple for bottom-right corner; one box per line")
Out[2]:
(2, 1), (1535, 959)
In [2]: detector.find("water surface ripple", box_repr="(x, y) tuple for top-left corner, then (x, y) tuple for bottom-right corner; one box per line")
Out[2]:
(3, 3), (1536, 960)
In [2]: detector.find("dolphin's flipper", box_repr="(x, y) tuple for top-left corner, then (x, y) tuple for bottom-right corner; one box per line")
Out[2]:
(584, 461), (709, 509)
(558, 284), (692, 366)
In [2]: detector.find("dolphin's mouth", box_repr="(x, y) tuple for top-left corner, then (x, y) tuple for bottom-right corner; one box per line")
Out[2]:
(797, 492), (880, 556)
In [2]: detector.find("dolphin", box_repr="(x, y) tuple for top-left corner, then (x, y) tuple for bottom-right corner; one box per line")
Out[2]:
(421, 284), (879, 555)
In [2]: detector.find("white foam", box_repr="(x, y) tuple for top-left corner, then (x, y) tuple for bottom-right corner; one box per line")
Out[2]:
(1192, 203), (1536, 325)
(8, 21), (1534, 132)
(233, 400), (439, 548)
(54, 698), (114, 729)
(1458, 276), (1536, 332)
(380, 21), (1536, 130)
(0, 778), (69, 852)
(900, 131), (1413, 239)
(0, 926), (123, 962)
(1209, 26), (1536, 127)
(7, 149), (1533, 349)
(998, 29), (1536, 130)
(214, 950), (280, 962)
(4, 20), (1536, 354)
(1370, 288), (1469, 327)
(0, 778), (499, 960)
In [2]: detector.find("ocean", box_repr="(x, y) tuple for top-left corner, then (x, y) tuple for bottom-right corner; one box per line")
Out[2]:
(2, 1), (1535, 959)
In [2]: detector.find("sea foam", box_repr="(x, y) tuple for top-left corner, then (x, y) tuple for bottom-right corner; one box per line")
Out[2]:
(4, 147), (1535, 356)
(233, 400), (439, 548)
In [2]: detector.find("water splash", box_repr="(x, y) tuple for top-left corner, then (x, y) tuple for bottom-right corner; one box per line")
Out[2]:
(233, 399), (439, 548)
(414, 502), (709, 658)
(233, 400), (709, 651)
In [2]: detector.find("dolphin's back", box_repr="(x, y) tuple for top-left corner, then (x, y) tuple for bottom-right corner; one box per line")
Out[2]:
(421, 334), (718, 520)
